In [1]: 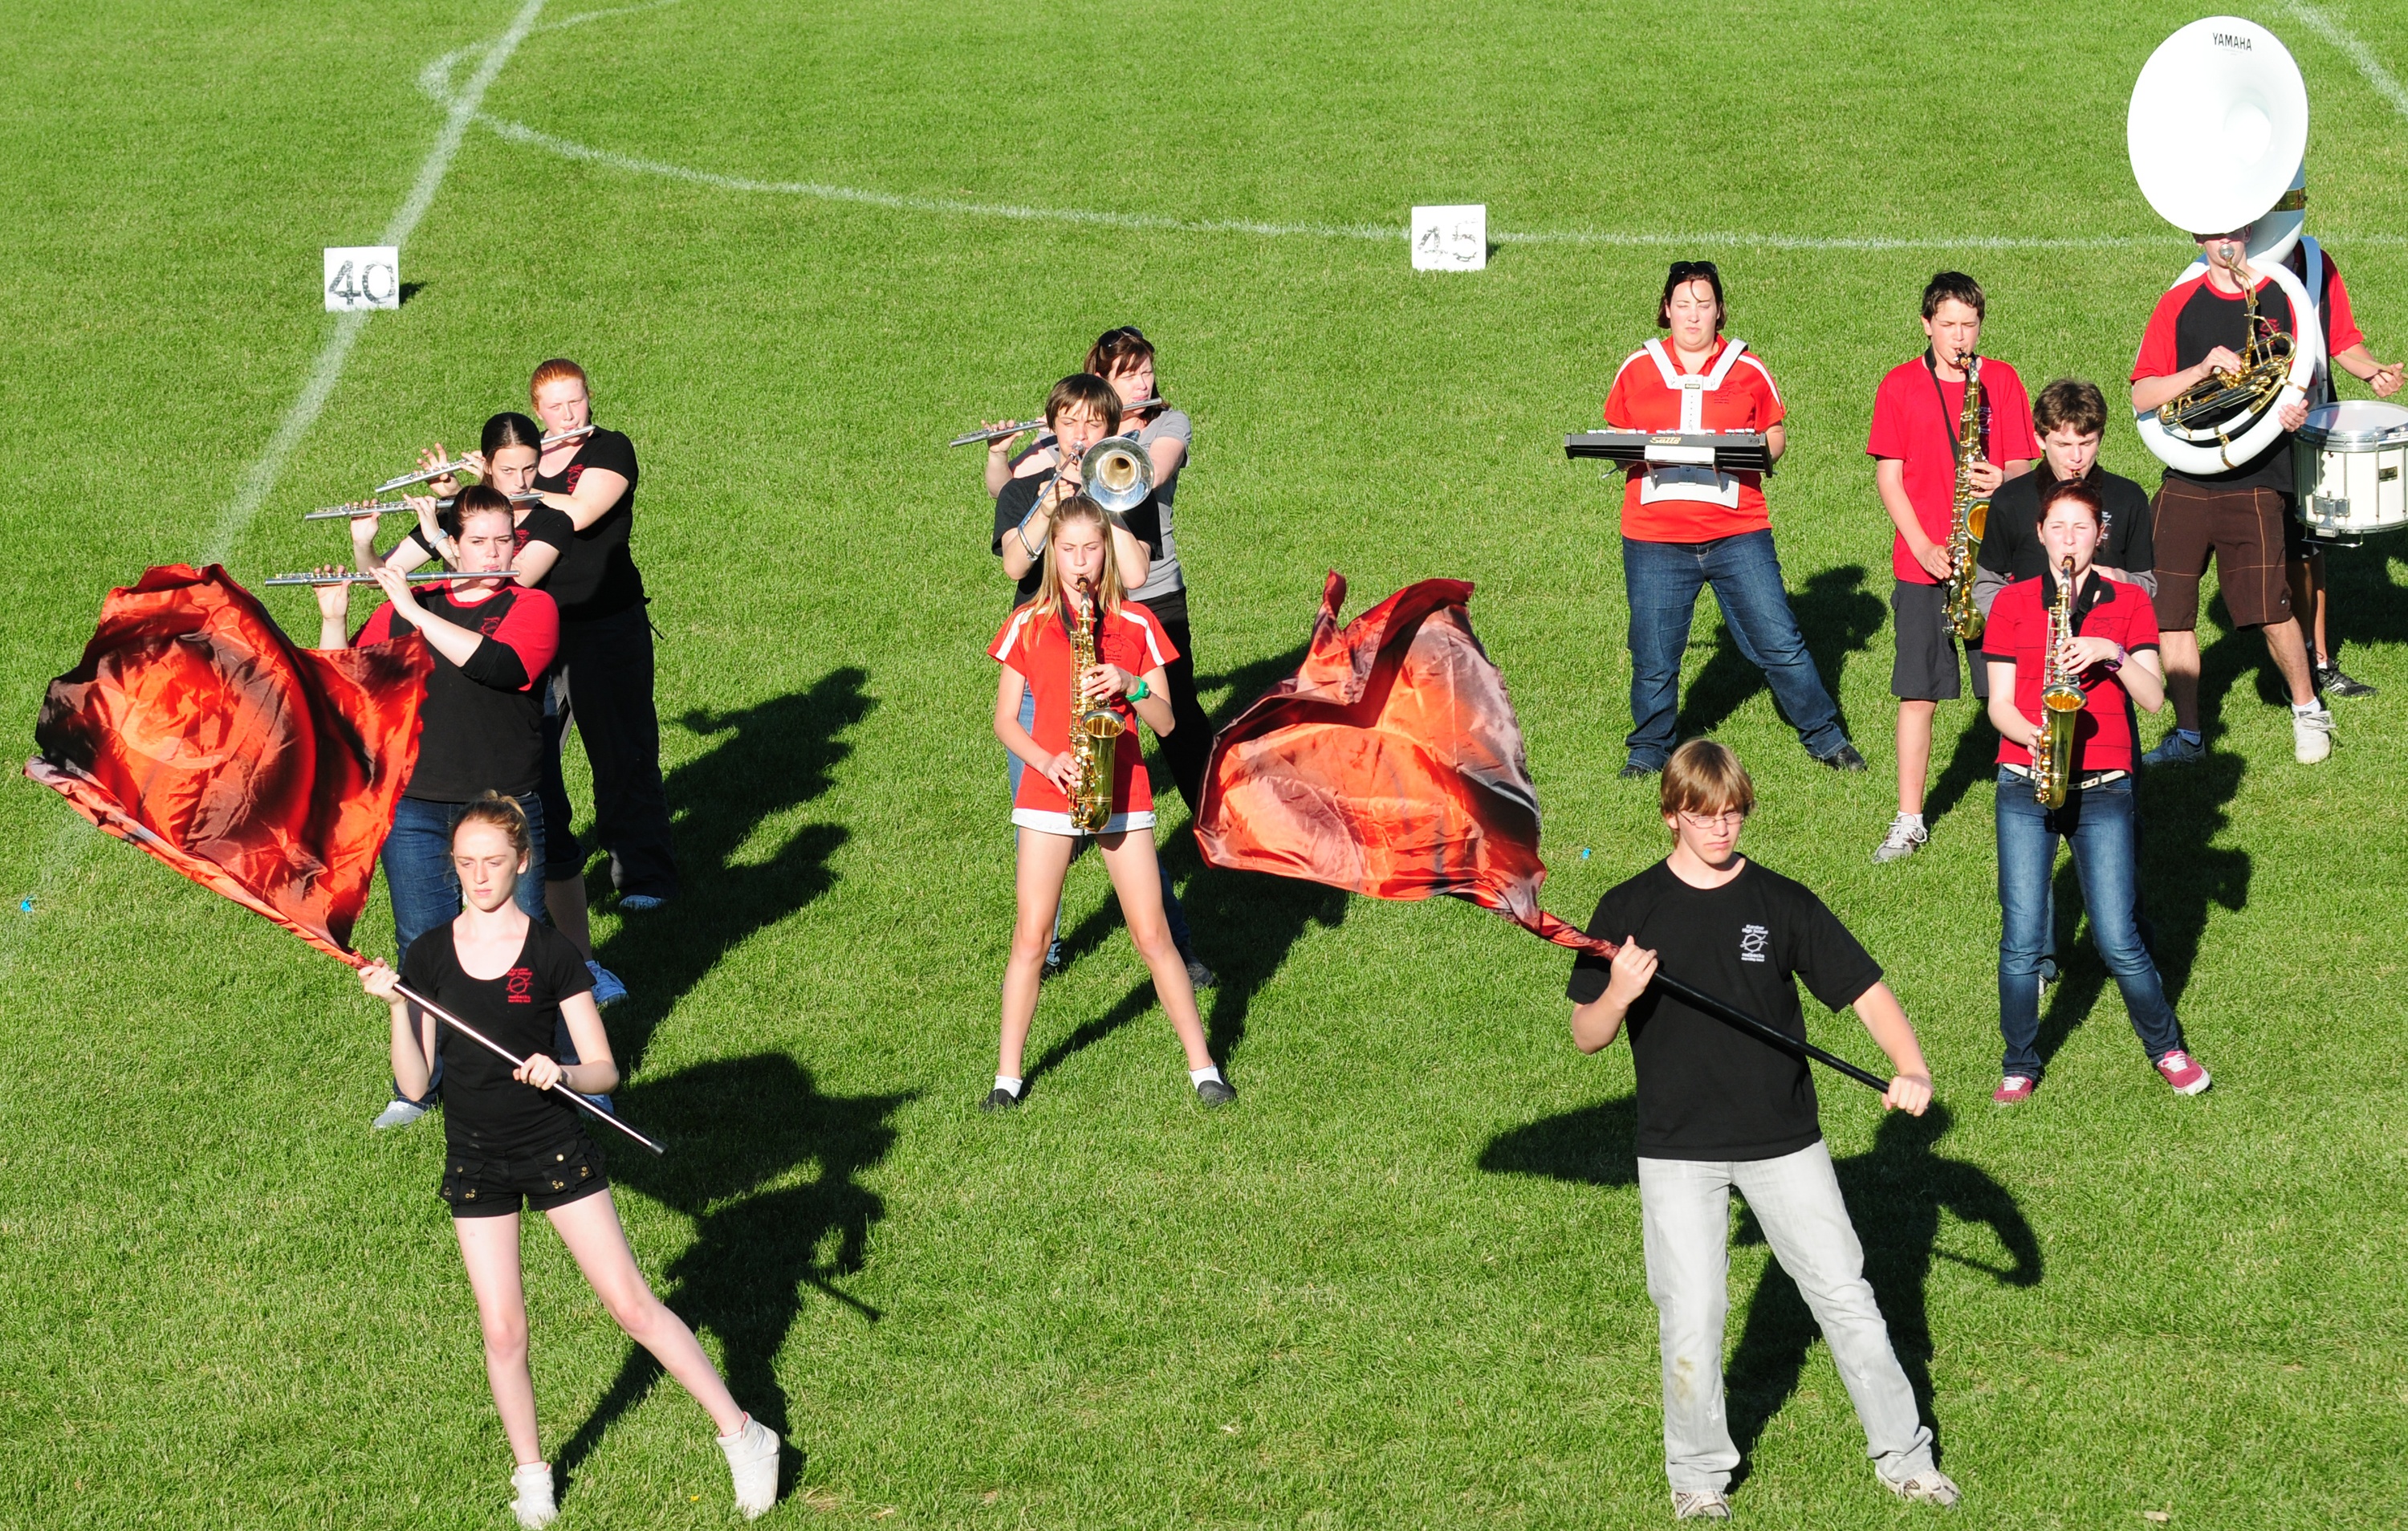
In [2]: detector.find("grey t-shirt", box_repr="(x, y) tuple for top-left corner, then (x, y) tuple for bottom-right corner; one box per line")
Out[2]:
(1129, 409), (1192, 603)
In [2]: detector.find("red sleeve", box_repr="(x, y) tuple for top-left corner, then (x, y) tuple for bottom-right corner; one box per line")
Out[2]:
(2119, 585), (2162, 649)
(2132, 286), (2190, 381)
(1981, 585), (2026, 665)
(487, 590), (558, 690)
(1865, 368), (1913, 459)
(990, 607), (1037, 678)
(1116, 602), (1182, 670)
(1740, 353), (1785, 428)
(355, 602), (398, 647)
(1602, 355), (1638, 426)
(2323, 259), (2366, 356)
(1989, 365), (2040, 463)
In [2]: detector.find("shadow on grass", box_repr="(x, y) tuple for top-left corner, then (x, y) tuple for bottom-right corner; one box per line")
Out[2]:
(1676, 564), (1884, 749)
(1920, 702), (2001, 837)
(1023, 645), (1348, 1089)
(589, 668), (873, 1075)
(2325, 543), (2408, 660)
(555, 1053), (910, 1496)
(1477, 1099), (2039, 1492)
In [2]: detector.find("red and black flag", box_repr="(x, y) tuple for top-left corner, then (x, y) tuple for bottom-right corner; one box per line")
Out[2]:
(25, 564), (429, 963)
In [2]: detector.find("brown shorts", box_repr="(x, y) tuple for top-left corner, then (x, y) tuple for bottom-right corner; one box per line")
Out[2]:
(2150, 479), (2295, 631)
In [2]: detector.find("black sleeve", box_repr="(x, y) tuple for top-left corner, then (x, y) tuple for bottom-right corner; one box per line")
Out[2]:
(1975, 492), (2020, 576)
(398, 922), (447, 987)
(535, 924), (595, 1004)
(1115, 489), (1166, 559)
(586, 430), (638, 484)
(2113, 485), (2154, 575)
(1565, 888), (1631, 1004)
(519, 504), (575, 554)
(1783, 885), (1884, 1012)
(994, 478), (1039, 557)
(458, 635), (531, 690)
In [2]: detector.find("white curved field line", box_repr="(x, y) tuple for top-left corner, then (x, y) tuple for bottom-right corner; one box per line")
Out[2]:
(2, 0), (551, 985)
(430, 0), (2406, 251)
(2284, 0), (2408, 120)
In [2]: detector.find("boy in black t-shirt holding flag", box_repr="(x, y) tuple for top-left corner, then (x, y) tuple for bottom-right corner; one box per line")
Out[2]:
(1567, 740), (1958, 1521)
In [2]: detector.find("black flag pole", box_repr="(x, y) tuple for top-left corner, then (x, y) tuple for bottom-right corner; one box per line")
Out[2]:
(1648, 971), (1890, 1093)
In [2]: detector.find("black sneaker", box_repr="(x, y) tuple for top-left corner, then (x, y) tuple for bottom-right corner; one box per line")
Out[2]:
(1618, 761), (1661, 780)
(1183, 957), (1218, 990)
(1195, 1077), (1237, 1107)
(1816, 743), (1869, 772)
(1041, 955), (1064, 981)
(2318, 662), (2377, 699)
(980, 1085), (1023, 1112)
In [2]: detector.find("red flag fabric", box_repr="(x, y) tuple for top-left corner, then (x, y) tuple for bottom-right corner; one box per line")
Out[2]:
(1196, 572), (1612, 959)
(25, 564), (429, 963)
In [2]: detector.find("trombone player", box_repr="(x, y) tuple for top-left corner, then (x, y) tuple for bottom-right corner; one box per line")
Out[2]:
(2130, 229), (2333, 766)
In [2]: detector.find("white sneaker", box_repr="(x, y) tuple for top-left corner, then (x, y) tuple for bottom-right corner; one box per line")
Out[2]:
(1871, 814), (1929, 864)
(718, 1414), (781, 1520)
(1671, 1488), (1733, 1520)
(510, 1462), (557, 1529)
(2293, 707), (2335, 764)
(1881, 1467), (1961, 1507)
(370, 1100), (428, 1131)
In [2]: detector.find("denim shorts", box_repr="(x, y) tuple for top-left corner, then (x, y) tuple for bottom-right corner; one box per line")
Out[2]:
(439, 1135), (609, 1220)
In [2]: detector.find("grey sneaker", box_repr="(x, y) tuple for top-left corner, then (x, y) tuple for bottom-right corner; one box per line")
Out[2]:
(1880, 1468), (1961, 1507)
(2293, 706), (2335, 764)
(2142, 731), (2205, 767)
(1671, 1488), (1733, 1521)
(1872, 814), (1929, 864)
(1185, 957), (1218, 990)
(2316, 661), (2377, 698)
(371, 1100), (429, 1131)
(1195, 1077), (1237, 1107)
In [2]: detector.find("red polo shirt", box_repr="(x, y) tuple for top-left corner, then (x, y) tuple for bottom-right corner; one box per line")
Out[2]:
(1982, 570), (2161, 776)
(990, 598), (1178, 835)
(1866, 354), (2039, 584)
(1601, 336), (1785, 543)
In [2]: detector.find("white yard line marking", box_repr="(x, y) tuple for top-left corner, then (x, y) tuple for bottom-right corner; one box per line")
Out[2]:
(2284, 0), (2408, 120)
(6, 0), (550, 983)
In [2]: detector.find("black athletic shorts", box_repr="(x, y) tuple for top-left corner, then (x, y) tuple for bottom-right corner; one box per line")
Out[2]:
(1890, 580), (1986, 702)
(440, 1134), (609, 1220)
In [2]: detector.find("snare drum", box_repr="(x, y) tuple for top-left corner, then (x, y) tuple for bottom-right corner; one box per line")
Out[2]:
(2295, 400), (2408, 539)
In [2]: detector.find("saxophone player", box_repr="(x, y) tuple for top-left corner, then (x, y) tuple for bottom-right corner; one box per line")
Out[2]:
(986, 495), (1229, 1113)
(1866, 273), (2037, 863)
(1983, 481), (2207, 1105)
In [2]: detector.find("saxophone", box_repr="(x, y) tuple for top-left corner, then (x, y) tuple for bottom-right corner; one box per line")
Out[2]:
(1942, 352), (1990, 641)
(1064, 579), (1126, 833)
(2032, 557), (2085, 809)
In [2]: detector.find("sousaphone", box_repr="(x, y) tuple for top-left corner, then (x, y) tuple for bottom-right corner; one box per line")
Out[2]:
(2127, 16), (2324, 474)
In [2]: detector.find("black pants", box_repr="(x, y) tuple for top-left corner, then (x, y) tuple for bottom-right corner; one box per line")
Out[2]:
(541, 600), (678, 900)
(1145, 588), (1211, 814)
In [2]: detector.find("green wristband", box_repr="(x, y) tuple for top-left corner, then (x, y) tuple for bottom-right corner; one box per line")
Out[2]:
(1129, 677), (1150, 702)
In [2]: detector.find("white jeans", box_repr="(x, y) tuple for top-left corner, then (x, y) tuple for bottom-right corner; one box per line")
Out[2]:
(1638, 1141), (1934, 1493)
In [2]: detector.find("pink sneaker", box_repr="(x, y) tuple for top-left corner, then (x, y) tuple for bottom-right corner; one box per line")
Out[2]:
(1993, 1075), (2036, 1104)
(2154, 1050), (2211, 1095)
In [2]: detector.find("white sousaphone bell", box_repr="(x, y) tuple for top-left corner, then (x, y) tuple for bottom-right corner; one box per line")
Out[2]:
(2127, 16), (2324, 475)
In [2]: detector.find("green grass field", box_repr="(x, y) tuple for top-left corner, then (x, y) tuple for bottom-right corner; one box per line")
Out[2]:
(5, 1), (2408, 1525)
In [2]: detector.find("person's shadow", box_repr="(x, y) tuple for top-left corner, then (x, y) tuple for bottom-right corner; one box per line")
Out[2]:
(1919, 704), (2000, 836)
(1676, 565), (1884, 746)
(1479, 1099), (2038, 1494)
(589, 668), (873, 1075)
(554, 1053), (910, 1501)
(1023, 645), (1348, 1090)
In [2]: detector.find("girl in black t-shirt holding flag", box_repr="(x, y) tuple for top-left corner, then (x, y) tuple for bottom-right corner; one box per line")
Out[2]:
(1566, 741), (1955, 1519)
(357, 797), (779, 1526)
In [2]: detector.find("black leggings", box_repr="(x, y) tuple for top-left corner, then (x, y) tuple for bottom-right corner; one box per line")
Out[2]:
(539, 601), (678, 899)
(1145, 588), (1211, 814)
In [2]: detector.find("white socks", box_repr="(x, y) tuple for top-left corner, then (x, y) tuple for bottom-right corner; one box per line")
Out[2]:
(2292, 701), (2322, 718)
(509, 1463), (557, 1530)
(1898, 812), (1924, 831)
(994, 1075), (1023, 1098)
(1190, 1066), (1225, 1088)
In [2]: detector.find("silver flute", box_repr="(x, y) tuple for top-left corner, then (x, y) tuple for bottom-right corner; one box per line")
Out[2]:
(262, 569), (516, 587)
(372, 423), (593, 494)
(302, 490), (546, 521)
(947, 398), (1162, 447)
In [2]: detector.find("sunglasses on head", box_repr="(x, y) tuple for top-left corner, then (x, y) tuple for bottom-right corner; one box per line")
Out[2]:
(1667, 260), (1719, 282)
(1097, 325), (1149, 346)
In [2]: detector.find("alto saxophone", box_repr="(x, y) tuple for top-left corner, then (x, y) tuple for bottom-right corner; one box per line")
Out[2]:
(1942, 352), (1990, 641)
(1064, 579), (1126, 833)
(2032, 557), (2085, 809)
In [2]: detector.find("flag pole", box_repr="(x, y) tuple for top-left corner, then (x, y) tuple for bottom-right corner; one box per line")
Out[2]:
(393, 979), (669, 1155)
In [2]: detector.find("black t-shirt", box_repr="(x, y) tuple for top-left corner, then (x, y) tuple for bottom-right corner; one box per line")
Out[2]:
(1978, 466), (2154, 584)
(1566, 860), (1882, 1161)
(401, 919), (595, 1158)
(992, 472), (1166, 606)
(2148, 278), (2298, 493)
(535, 427), (645, 621)
(357, 584), (556, 802)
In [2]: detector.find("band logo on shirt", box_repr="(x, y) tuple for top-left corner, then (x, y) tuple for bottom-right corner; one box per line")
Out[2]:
(506, 967), (533, 1003)
(1739, 924), (1770, 963)
(559, 465), (585, 494)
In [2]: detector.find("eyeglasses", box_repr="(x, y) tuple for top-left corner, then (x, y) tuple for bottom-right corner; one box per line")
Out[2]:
(1676, 809), (1747, 829)
(1667, 260), (1720, 282)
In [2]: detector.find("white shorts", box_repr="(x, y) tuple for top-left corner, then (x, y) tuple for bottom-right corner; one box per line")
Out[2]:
(1012, 808), (1156, 838)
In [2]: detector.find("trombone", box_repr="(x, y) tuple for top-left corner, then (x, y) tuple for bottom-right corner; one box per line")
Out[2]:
(372, 424), (593, 494)
(302, 490), (546, 522)
(946, 399), (1162, 448)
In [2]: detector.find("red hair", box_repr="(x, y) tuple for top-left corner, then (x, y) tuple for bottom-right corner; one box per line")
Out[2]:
(529, 357), (588, 397)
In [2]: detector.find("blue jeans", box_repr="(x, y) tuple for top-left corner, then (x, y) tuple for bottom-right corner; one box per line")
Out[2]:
(1622, 530), (1849, 768)
(1007, 686), (1194, 961)
(1995, 770), (2184, 1077)
(380, 793), (552, 1108)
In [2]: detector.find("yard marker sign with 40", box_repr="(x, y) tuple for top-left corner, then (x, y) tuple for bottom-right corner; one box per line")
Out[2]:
(323, 246), (401, 311)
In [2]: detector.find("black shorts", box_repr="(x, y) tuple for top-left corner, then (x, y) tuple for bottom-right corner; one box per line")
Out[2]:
(440, 1135), (609, 1220)
(1890, 580), (1986, 702)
